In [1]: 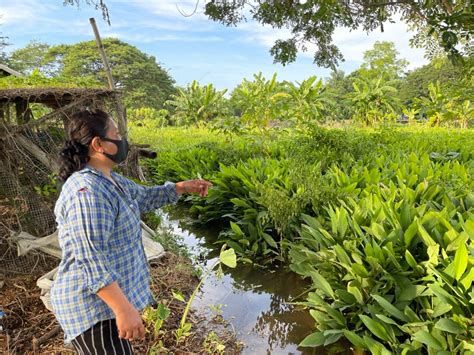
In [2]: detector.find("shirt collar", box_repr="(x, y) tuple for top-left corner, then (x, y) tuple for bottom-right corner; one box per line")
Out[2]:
(80, 164), (106, 177)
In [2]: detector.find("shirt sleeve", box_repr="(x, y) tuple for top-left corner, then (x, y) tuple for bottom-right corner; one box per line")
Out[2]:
(116, 175), (180, 213)
(67, 188), (119, 294)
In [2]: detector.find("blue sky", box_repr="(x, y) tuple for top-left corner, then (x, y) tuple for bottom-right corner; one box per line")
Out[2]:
(1, 0), (428, 90)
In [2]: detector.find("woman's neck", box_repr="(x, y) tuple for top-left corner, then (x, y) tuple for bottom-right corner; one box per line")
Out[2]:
(87, 159), (113, 179)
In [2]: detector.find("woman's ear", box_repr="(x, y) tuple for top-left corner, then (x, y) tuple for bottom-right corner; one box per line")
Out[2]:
(90, 136), (103, 153)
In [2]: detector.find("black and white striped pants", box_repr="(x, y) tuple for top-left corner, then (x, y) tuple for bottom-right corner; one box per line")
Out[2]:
(71, 319), (134, 354)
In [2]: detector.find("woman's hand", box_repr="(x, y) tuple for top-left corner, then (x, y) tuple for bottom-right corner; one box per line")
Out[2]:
(115, 304), (146, 341)
(175, 179), (213, 197)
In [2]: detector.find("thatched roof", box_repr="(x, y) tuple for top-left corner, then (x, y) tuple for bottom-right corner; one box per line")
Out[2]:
(0, 64), (23, 77)
(0, 87), (116, 107)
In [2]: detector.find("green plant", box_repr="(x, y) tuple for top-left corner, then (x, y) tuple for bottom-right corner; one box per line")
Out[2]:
(33, 174), (59, 198)
(142, 303), (171, 337)
(166, 81), (229, 126)
(172, 246), (237, 342)
(351, 75), (399, 125)
(230, 72), (289, 129)
(202, 331), (226, 354)
(285, 76), (334, 128)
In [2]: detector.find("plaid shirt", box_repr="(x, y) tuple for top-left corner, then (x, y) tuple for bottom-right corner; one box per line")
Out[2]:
(50, 165), (179, 343)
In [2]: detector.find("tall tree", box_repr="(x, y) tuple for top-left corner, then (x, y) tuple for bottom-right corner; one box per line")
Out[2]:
(360, 41), (409, 80)
(6, 39), (175, 109)
(399, 57), (471, 106)
(7, 41), (56, 75)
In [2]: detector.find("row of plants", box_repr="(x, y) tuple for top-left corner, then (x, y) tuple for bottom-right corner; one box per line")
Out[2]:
(134, 125), (473, 352)
(125, 71), (472, 129)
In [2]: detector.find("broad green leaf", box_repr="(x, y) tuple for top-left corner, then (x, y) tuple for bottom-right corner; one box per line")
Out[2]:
(427, 245), (439, 265)
(372, 294), (409, 322)
(299, 331), (326, 347)
(348, 282), (364, 304)
(172, 290), (186, 302)
(412, 330), (443, 350)
(375, 314), (399, 326)
(434, 318), (464, 334)
(404, 220), (418, 247)
(405, 250), (418, 270)
(460, 267), (474, 290)
(262, 233), (278, 249)
(352, 263), (370, 278)
(452, 243), (468, 281)
(363, 335), (391, 355)
(359, 315), (393, 343)
(417, 221), (437, 247)
(230, 222), (244, 236)
(220, 248), (237, 268)
(310, 271), (335, 299)
(343, 330), (366, 349)
(399, 285), (426, 302)
(432, 302), (452, 318)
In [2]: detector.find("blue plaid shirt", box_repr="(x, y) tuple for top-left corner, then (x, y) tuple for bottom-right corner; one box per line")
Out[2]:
(50, 165), (179, 343)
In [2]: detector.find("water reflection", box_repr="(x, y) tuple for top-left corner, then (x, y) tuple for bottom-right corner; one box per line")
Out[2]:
(160, 208), (345, 354)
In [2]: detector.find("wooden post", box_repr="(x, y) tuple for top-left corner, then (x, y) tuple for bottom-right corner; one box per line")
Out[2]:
(89, 17), (127, 138)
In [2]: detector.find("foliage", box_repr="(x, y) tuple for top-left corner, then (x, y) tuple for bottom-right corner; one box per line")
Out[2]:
(202, 331), (226, 354)
(166, 81), (228, 126)
(0, 68), (101, 89)
(202, 1), (472, 67)
(359, 41), (409, 81)
(6, 39), (176, 109)
(137, 124), (473, 352)
(398, 57), (469, 106)
(230, 72), (288, 129)
(6, 41), (57, 76)
(350, 75), (399, 125)
(285, 76), (333, 127)
(128, 107), (169, 128)
(142, 303), (171, 337)
(415, 81), (474, 128)
(290, 152), (474, 353)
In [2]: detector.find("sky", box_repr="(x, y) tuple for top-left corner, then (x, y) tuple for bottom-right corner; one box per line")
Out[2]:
(0, 0), (429, 90)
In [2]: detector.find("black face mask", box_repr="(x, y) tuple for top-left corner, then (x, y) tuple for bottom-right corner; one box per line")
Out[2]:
(101, 137), (129, 164)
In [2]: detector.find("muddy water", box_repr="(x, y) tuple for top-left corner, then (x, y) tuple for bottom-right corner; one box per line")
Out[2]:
(158, 208), (350, 355)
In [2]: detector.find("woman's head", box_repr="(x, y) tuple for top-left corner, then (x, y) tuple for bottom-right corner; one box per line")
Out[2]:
(58, 109), (128, 181)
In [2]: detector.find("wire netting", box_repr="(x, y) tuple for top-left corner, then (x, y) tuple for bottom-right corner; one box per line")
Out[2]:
(0, 88), (118, 276)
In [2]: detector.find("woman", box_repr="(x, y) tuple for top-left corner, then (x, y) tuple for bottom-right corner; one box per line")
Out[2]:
(50, 109), (212, 354)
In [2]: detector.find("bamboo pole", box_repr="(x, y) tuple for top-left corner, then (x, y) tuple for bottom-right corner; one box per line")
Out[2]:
(89, 17), (127, 138)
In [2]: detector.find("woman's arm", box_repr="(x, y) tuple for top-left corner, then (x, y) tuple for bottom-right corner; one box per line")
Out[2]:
(97, 282), (145, 340)
(114, 174), (212, 213)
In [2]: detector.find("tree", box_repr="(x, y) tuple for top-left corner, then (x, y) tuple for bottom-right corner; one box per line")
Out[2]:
(166, 81), (228, 126)
(324, 70), (354, 120)
(398, 57), (471, 106)
(66, 1), (472, 68)
(230, 72), (289, 128)
(359, 41), (409, 80)
(351, 75), (399, 125)
(12, 39), (176, 110)
(203, 1), (472, 68)
(7, 41), (57, 75)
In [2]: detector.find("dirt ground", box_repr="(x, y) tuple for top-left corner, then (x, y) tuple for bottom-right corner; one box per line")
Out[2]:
(0, 248), (242, 354)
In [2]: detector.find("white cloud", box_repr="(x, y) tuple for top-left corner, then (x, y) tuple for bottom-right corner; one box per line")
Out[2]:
(230, 17), (427, 70)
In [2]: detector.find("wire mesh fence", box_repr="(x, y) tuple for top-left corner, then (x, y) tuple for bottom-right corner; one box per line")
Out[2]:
(0, 87), (118, 276)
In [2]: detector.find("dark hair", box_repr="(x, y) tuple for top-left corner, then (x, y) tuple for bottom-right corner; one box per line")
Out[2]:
(58, 109), (110, 181)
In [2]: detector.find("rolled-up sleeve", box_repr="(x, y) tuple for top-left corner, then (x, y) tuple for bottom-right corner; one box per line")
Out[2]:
(117, 176), (180, 213)
(67, 189), (119, 294)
